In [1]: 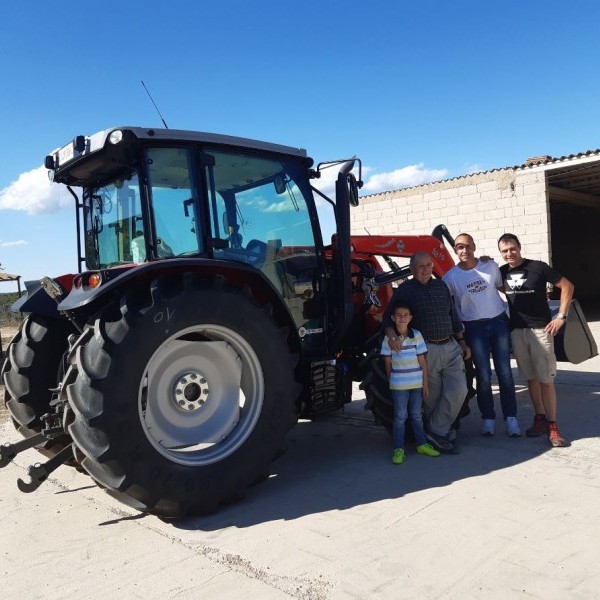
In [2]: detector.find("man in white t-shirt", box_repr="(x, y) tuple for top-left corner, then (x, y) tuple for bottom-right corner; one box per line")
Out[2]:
(443, 233), (520, 437)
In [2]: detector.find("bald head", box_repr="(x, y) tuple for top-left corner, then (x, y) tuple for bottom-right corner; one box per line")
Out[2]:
(410, 251), (434, 284)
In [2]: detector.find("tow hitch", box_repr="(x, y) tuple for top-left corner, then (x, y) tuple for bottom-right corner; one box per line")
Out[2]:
(0, 432), (49, 468)
(17, 444), (73, 492)
(0, 411), (73, 492)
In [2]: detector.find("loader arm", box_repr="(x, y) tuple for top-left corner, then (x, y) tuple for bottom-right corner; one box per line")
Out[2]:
(349, 234), (455, 278)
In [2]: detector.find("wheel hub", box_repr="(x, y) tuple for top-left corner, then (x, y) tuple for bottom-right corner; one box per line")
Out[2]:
(174, 372), (209, 412)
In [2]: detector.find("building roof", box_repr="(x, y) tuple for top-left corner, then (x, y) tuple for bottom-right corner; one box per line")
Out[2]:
(0, 272), (20, 282)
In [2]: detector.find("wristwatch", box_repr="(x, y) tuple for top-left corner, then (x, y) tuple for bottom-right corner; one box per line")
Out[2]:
(556, 312), (567, 320)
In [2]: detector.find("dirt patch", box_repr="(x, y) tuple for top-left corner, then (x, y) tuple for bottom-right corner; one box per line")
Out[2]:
(1, 326), (18, 350)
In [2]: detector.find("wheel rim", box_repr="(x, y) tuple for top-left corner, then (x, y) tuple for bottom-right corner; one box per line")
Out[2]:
(138, 324), (264, 466)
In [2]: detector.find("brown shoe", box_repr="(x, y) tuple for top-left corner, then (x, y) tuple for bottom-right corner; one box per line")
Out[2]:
(548, 422), (570, 447)
(526, 414), (548, 437)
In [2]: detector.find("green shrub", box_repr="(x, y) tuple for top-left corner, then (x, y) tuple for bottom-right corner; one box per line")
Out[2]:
(0, 292), (24, 327)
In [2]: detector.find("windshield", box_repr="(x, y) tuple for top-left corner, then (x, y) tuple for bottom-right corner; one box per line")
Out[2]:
(83, 172), (143, 269)
(206, 150), (317, 253)
(205, 149), (321, 326)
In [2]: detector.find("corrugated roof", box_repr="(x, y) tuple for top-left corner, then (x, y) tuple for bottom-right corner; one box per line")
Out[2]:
(515, 149), (600, 170)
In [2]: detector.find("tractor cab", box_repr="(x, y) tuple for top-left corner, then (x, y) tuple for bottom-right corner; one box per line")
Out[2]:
(40, 127), (360, 358)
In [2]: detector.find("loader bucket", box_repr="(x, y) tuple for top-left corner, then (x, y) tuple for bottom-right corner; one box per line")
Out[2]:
(551, 299), (598, 364)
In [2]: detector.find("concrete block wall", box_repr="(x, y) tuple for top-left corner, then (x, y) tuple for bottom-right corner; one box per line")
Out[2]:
(352, 168), (551, 264)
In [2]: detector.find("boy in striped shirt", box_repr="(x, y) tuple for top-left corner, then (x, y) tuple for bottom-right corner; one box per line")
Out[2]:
(381, 302), (440, 464)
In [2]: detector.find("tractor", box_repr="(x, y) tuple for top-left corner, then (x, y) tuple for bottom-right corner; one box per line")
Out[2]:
(2, 126), (594, 517)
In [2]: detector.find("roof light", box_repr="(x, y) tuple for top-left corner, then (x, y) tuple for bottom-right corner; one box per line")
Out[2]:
(73, 135), (86, 152)
(108, 130), (123, 145)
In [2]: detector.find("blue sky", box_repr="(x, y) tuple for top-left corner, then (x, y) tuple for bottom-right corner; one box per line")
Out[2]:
(1, 0), (600, 284)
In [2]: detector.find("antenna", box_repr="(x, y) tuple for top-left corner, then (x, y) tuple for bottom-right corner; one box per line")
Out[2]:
(141, 80), (169, 129)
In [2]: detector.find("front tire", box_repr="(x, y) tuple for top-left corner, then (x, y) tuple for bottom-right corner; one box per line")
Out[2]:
(359, 332), (394, 431)
(66, 275), (300, 517)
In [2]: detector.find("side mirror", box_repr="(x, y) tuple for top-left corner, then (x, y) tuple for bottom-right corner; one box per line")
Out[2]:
(274, 174), (286, 195)
(347, 173), (360, 207)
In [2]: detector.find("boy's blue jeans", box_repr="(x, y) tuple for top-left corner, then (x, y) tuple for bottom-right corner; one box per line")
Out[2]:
(391, 388), (426, 449)
(464, 312), (517, 420)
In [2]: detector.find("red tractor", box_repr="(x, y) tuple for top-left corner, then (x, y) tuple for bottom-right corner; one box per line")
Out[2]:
(0, 127), (473, 516)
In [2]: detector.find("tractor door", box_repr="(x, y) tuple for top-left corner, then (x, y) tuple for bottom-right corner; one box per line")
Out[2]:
(202, 148), (328, 353)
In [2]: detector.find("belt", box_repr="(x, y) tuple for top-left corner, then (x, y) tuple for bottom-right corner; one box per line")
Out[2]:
(427, 337), (452, 345)
(465, 311), (506, 324)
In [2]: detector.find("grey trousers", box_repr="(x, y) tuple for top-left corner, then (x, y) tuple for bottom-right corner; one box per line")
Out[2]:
(424, 340), (467, 437)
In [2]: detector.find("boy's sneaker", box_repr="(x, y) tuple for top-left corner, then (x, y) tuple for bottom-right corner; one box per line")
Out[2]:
(526, 414), (548, 437)
(480, 419), (495, 436)
(392, 448), (406, 464)
(425, 430), (454, 451)
(548, 422), (570, 448)
(416, 443), (440, 457)
(506, 416), (521, 438)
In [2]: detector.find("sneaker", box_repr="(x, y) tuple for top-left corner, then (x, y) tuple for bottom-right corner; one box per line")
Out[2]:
(526, 414), (548, 437)
(480, 419), (495, 436)
(392, 448), (406, 464)
(506, 416), (521, 438)
(416, 443), (441, 457)
(425, 430), (454, 451)
(548, 422), (570, 448)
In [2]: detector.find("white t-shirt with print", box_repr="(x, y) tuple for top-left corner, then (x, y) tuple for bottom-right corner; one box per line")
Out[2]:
(442, 259), (507, 321)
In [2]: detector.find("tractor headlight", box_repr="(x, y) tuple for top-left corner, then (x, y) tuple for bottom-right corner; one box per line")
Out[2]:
(108, 130), (123, 145)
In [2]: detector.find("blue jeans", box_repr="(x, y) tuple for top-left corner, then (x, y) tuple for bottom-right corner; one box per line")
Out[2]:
(464, 312), (517, 420)
(391, 388), (427, 448)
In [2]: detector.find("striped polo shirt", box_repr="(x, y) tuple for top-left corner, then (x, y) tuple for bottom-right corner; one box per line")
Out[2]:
(380, 328), (428, 390)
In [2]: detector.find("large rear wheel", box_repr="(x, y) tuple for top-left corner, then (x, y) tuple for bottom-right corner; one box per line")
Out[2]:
(66, 274), (300, 517)
(2, 314), (75, 455)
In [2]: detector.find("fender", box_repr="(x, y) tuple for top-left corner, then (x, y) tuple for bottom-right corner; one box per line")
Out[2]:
(12, 274), (77, 318)
(57, 258), (300, 349)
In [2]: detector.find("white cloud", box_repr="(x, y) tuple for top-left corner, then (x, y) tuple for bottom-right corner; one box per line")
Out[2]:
(0, 240), (27, 247)
(0, 161), (450, 217)
(0, 165), (72, 215)
(311, 162), (448, 199)
(361, 163), (448, 194)
(464, 162), (483, 174)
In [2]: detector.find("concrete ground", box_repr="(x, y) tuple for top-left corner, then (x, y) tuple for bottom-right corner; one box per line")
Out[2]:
(1, 322), (599, 600)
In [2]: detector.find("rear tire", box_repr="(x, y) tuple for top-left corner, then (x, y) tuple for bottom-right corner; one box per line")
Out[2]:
(66, 274), (300, 517)
(2, 315), (75, 455)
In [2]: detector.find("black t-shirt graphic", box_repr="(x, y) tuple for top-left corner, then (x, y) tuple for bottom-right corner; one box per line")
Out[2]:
(500, 259), (562, 329)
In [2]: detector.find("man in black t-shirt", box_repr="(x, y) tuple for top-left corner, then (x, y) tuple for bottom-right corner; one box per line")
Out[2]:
(498, 233), (574, 447)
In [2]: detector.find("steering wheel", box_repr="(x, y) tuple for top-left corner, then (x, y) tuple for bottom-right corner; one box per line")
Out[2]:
(246, 239), (267, 268)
